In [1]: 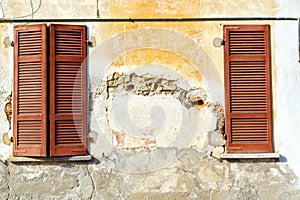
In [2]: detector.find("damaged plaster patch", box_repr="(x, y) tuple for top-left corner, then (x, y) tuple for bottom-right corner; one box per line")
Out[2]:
(208, 131), (225, 147)
(89, 65), (214, 172)
(208, 103), (226, 159)
(207, 103), (225, 150)
(104, 65), (210, 147)
(106, 70), (209, 109)
(212, 103), (225, 132)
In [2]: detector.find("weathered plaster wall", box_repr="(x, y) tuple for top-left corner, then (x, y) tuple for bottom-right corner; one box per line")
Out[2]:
(0, 23), (12, 161)
(1, 153), (300, 200)
(273, 0), (300, 181)
(0, 0), (300, 199)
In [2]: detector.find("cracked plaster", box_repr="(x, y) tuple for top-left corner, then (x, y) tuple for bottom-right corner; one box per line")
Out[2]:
(0, 0), (300, 199)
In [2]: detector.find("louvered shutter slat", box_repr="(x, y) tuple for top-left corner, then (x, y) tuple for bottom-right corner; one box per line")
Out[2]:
(13, 24), (47, 156)
(50, 25), (87, 156)
(224, 25), (273, 153)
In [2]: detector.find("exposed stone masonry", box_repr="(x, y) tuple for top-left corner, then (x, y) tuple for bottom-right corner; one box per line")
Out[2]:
(1, 149), (300, 199)
(106, 72), (208, 109)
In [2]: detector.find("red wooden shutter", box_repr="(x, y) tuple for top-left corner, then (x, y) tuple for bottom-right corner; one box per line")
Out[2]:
(224, 25), (273, 153)
(13, 24), (47, 157)
(49, 24), (87, 156)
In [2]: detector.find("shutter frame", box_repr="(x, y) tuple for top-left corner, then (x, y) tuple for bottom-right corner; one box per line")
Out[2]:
(13, 24), (47, 157)
(224, 24), (273, 153)
(49, 24), (87, 156)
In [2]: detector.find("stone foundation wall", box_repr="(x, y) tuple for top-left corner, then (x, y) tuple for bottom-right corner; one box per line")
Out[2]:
(1, 150), (300, 200)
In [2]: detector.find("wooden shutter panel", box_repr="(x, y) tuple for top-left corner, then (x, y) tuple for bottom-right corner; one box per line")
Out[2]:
(13, 24), (47, 157)
(224, 25), (273, 153)
(49, 24), (87, 156)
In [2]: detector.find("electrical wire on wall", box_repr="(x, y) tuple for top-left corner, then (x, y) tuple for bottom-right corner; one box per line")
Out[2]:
(96, 0), (100, 18)
(0, 0), (42, 20)
(298, 18), (300, 62)
(30, 0), (34, 19)
(0, 0), (6, 19)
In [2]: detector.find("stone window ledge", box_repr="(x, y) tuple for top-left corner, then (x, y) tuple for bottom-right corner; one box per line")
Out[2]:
(221, 153), (280, 159)
(7, 155), (93, 163)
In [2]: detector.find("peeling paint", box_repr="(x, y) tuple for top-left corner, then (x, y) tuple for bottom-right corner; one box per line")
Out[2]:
(1, 0), (300, 198)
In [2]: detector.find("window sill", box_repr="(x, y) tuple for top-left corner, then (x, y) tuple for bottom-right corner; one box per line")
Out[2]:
(7, 155), (93, 163)
(221, 153), (280, 159)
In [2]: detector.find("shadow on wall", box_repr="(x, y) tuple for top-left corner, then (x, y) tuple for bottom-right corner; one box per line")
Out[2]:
(3, 93), (12, 146)
(279, 155), (287, 162)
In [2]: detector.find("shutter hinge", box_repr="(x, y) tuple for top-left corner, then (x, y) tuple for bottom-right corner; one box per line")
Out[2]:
(3, 133), (12, 145)
(86, 40), (95, 47)
(4, 37), (14, 47)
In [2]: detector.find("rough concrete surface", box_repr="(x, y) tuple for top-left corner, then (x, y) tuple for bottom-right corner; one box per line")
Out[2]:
(1, 149), (300, 199)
